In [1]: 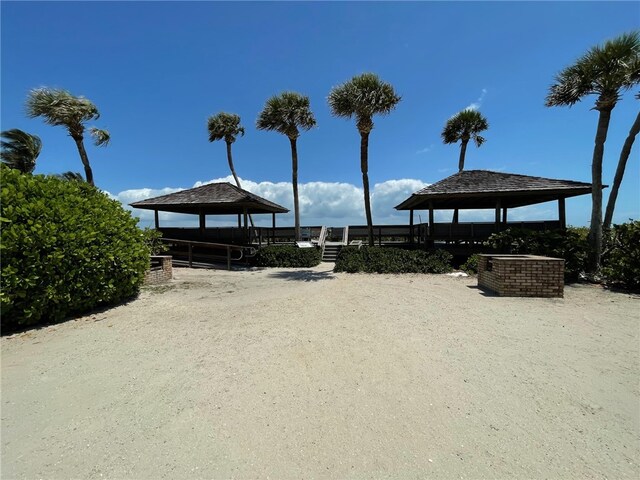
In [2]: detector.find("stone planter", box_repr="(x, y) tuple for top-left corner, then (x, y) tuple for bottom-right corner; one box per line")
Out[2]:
(478, 254), (564, 297)
(144, 255), (173, 284)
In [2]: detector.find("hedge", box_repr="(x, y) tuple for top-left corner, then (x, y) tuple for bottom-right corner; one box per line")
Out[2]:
(254, 245), (322, 268)
(334, 246), (453, 274)
(1, 167), (150, 328)
(602, 221), (640, 291)
(486, 227), (588, 281)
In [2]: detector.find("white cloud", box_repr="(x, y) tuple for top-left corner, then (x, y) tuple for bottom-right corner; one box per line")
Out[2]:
(465, 88), (487, 111)
(416, 144), (433, 155)
(113, 176), (430, 228)
(112, 176), (564, 228)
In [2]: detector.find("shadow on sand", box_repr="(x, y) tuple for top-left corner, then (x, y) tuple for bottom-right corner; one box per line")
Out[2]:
(466, 285), (500, 297)
(268, 269), (337, 282)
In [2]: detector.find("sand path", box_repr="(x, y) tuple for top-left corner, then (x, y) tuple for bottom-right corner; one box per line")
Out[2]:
(2, 265), (639, 479)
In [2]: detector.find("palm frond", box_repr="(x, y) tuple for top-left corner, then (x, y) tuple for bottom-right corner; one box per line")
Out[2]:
(546, 31), (640, 108)
(90, 127), (110, 147)
(26, 88), (100, 133)
(328, 73), (401, 129)
(0, 129), (42, 174)
(256, 91), (316, 138)
(207, 112), (245, 144)
(441, 109), (489, 146)
(54, 171), (85, 182)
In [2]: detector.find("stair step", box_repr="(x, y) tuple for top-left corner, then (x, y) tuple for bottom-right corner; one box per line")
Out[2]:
(322, 244), (343, 262)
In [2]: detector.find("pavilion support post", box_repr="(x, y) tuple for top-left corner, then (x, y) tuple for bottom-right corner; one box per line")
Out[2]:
(428, 202), (435, 249)
(154, 210), (159, 229)
(199, 211), (205, 236)
(558, 197), (566, 229)
(270, 213), (276, 246)
(243, 208), (248, 244)
(409, 209), (414, 244)
(495, 200), (501, 231)
(237, 214), (241, 229)
(502, 207), (508, 225)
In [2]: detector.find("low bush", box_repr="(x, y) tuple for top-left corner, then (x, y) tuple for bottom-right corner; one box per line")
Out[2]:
(255, 245), (322, 268)
(142, 227), (169, 255)
(334, 246), (453, 274)
(1, 168), (150, 329)
(486, 227), (588, 281)
(460, 254), (480, 274)
(601, 221), (640, 291)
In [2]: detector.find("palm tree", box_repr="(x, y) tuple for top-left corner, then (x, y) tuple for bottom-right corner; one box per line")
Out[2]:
(0, 129), (42, 174)
(256, 92), (316, 241)
(604, 96), (640, 230)
(442, 109), (489, 172)
(207, 112), (253, 227)
(328, 73), (401, 246)
(441, 108), (489, 222)
(545, 31), (640, 273)
(26, 88), (110, 186)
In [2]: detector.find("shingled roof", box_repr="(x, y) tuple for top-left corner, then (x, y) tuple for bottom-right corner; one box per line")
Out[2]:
(396, 170), (596, 210)
(130, 182), (289, 215)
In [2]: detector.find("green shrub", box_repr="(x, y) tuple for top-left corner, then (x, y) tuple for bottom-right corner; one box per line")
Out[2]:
(460, 254), (480, 274)
(486, 227), (588, 281)
(255, 245), (322, 268)
(601, 221), (640, 291)
(1, 168), (150, 328)
(334, 246), (453, 274)
(142, 227), (168, 255)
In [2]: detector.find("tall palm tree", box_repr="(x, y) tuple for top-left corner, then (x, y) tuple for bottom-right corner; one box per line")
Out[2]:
(546, 31), (640, 273)
(604, 96), (640, 230)
(328, 73), (401, 246)
(256, 92), (316, 241)
(26, 88), (110, 186)
(441, 108), (489, 223)
(0, 129), (42, 174)
(441, 109), (489, 172)
(207, 112), (253, 227)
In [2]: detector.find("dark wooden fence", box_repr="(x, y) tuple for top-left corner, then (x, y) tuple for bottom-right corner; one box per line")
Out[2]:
(160, 221), (562, 249)
(159, 226), (323, 246)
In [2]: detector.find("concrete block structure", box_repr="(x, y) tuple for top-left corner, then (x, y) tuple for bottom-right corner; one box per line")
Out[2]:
(144, 255), (173, 284)
(478, 254), (564, 298)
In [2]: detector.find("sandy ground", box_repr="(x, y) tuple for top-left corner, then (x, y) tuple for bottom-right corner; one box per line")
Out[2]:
(1, 264), (639, 479)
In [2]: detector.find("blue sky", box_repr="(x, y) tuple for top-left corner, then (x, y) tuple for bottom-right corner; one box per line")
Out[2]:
(2, 1), (639, 228)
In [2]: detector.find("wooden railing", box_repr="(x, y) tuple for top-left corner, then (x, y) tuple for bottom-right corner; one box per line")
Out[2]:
(161, 238), (252, 270)
(347, 225), (414, 246)
(160, 221), (563, 253)
(160, 226), (325, 246)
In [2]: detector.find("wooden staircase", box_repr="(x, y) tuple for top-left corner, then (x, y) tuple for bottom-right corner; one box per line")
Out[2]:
(322, 243), (343, 262)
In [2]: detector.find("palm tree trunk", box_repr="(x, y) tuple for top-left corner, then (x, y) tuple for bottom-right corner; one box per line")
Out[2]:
(452, 140), (469, 223)
(289, 137), (301, 241)
(603, 110), (640, 230)
(458, 140), (468, 172)
(226, 141), (254, 229)
(360, 132), (374, 247)
(71, 134), (94, 186)
(587, 107), (613, 274)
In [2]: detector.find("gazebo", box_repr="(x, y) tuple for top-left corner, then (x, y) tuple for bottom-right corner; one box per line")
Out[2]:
(395, 170), (597, 242)
(130, 182), (289, 239)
